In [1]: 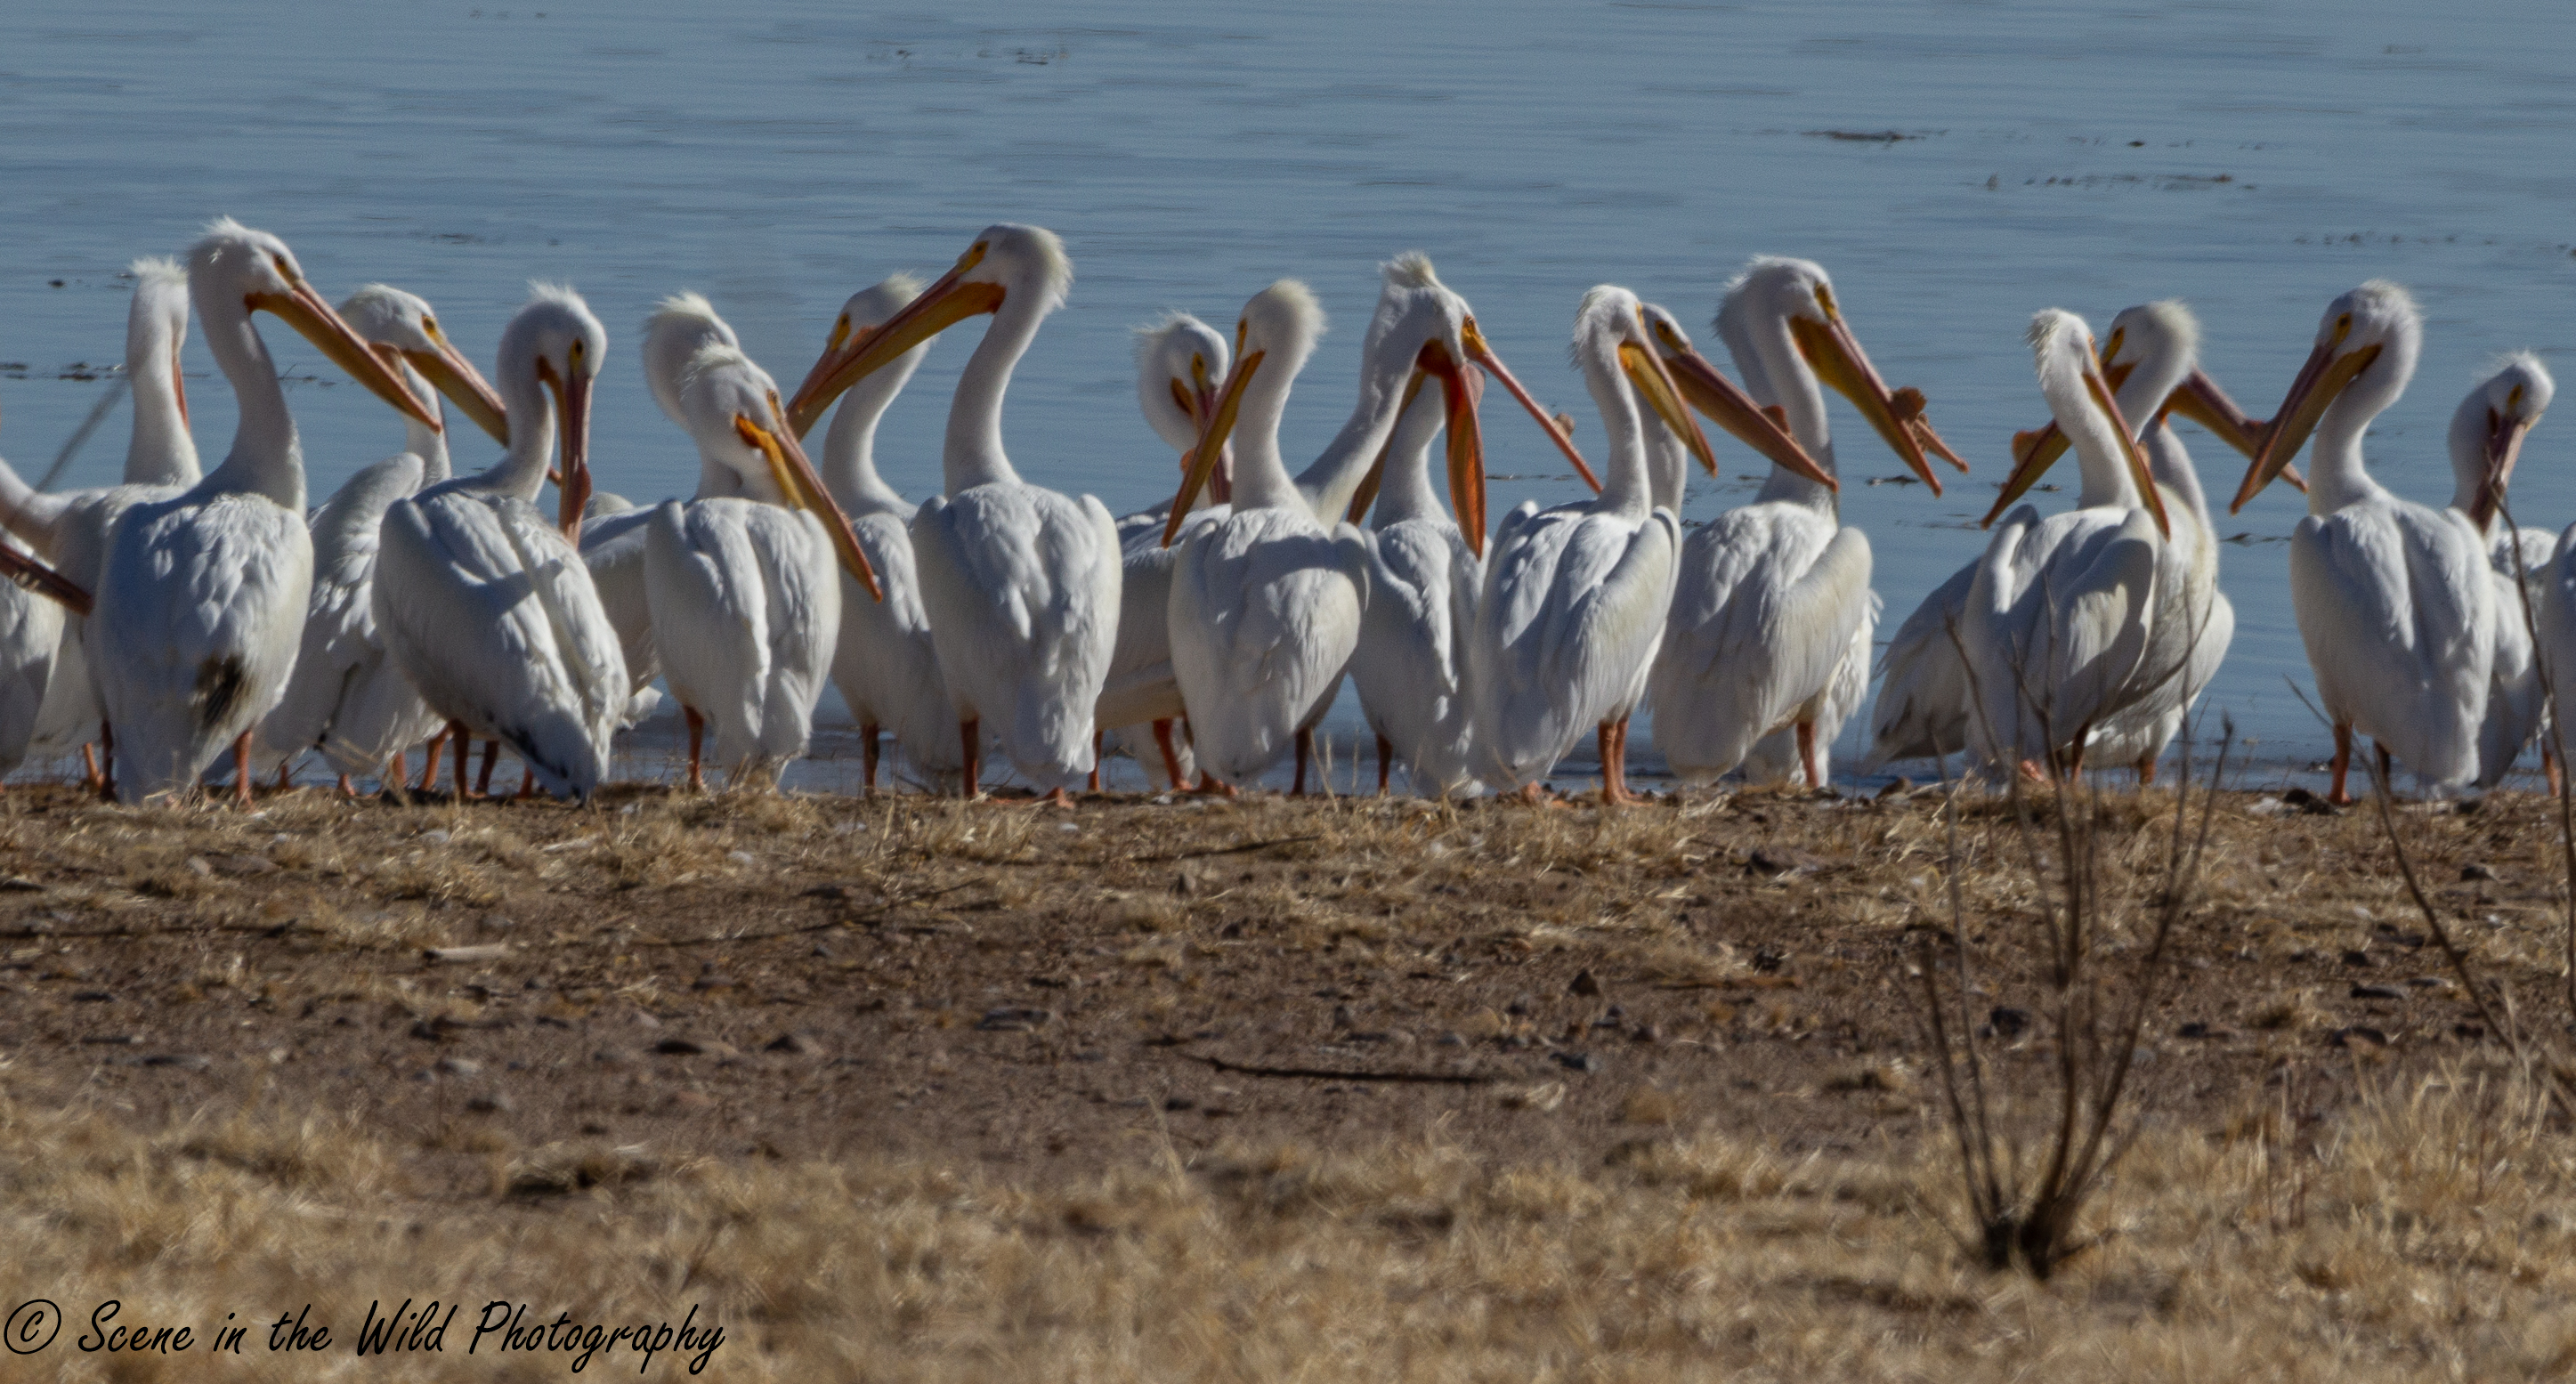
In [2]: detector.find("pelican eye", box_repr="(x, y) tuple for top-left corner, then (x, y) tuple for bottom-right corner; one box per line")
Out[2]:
(2509, 384), (2525, 412)
(421, 315), (440, 336)
(1812, 283), (1840, 320)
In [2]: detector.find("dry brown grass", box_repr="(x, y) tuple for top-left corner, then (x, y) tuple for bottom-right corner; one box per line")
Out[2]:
(1, 1066), (2572, 1380)
(0, 781), (2570, 1376)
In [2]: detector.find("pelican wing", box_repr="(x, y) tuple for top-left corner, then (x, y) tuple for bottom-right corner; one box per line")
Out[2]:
(580, 506), (659, 695)
(256, 453), (425, 768)
(377, 492), (625, 799)
(2291, 499), (2491, 789)
(1473, 504), (1678, 786)
(94, 492), (312, 796)
(1964, 505), (2157, 766)
(1650, 507), (1869, 781)
(1870, 558), (1980, 765)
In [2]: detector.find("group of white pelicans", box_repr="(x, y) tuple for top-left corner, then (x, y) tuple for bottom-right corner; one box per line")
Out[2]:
(0, 218), (2559, 810)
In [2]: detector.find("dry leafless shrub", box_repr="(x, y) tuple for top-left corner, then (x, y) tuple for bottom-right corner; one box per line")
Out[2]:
(1912, 616), (2232, 1278)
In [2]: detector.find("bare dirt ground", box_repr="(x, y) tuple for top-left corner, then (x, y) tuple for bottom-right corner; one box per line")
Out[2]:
(2, 778), (2572, 1380)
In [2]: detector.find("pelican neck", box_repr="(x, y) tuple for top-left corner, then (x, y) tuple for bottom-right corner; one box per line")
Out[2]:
(1582, 338), (1654, 518)
(940, 285), (1043, 493)
(1292, 317), (1422, 524)
(1722, 300), (1838, 514)
(467, 349), (557, 503)
(822, 351), (927, 519)
(1370, 387), (1449, 528)
(191, 286), (305, 511)
(123, 289), (199, 488)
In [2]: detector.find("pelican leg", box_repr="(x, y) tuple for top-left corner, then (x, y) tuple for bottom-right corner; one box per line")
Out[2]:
(1292, 728), (1315, 797)
(417, 728), (450, 792)
(861, 720), (880, 795)
(2376, 742), (2394, 798)
(1377, 734), (1394, 797)
(1600, 718), (1640, 806)
(336, 773), (354, 799)
(1152, 719), (1187, 790)
(2136, 754), (2158, 787)
(231, 732), (254, 808)
(1040, 786), (1077, 810)
(98, 723), (115, 802)
(476, 741), (502, 797)
(683, 708), (707, 794)
(2548, 742), (2564, 799)
(1089, 729), (1103, 794)
(80, 743), (102, 794)
(450, 720), (479, 800)
(275, 760), (295, 791)
(960, 717), (980, 799)
(518, 767), (535, 800)
(1796, 721), (1822, 790)
(2328, 724), (2353, 805)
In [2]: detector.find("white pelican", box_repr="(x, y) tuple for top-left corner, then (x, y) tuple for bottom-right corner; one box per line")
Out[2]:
(253, 283), (509, 791)
(374, 284), (628, 801)
(1095, 312), (1230, 792)
(643, 331), (875, 790)
(580, 292), (738, 700)
(1470, 286), (1715, 802)
(1642, 260), (1958, 789)
(2443, 354), (2554, 789)
(1348, 372), (1483, 796)
(808, 274), (960, 793)
(784, 224), (1119, 804)
(1873, 326), (2269, 773)
(0, 257), (202, 781)
(90, 223), (438, 802)
(1160, 280), (1375, 790)
(2232, 281), (2491, 801)
(1957, 310), (2186, 776)
(1982, 302), (2258, 781)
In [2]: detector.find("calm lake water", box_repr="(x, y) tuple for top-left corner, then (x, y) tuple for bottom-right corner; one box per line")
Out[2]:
(5, 0), (2573, 790)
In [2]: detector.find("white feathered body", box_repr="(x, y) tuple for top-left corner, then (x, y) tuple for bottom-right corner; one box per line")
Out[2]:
(0, 534), (64, 774)
(645, 498), (840, 780)
(1869, 559), (1980, 765)
(1354, 515), (1480, 795)
(579, 503), (660, 702)
(1169, 506), (1367, 785)
(1743, 592), (1879, 786)
(831, 501), (966, 784)
(911, 480), (1121, 790)
(1099, 503), (1227, 732)
(375, 488), (628, 800)
(2477, 523), (2554, 785)
(2291, 492), (2493, 792)
(28, 483), (185, 760)
(253, 454), (440, 775)
(1962, 500), (2163, 770)
(1470, 498), (1679, 789)
(1648, 501), (1870, 784)
(93, 489), (313, 798)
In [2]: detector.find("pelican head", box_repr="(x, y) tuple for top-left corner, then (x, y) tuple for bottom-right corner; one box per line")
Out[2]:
(1720, 256), (1964, 490)
(1135, 312), (1232, 504)
(2028, 308), (2167, 538)
(811, 272), (939, 453)
(1638, 294), (1832, 490)
(188, 218), (440, 433)
(2232, 279), (2423, 512)
(2450, 352), (2553, 532)
(1575, 285), (1718, 483)
(1985, 298), (2216, 526)
(340, 283), (509, 443)
(784, 223), (1070, 435)
(680, 343), (883, 602)
(1162, 279), (1329, 541)
(644, 292), (740, 430)
(495, 283), (607, 536)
